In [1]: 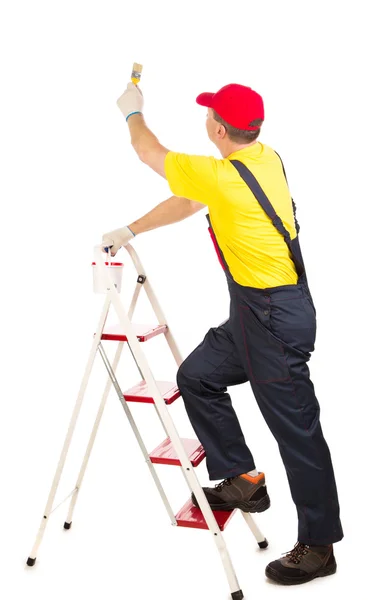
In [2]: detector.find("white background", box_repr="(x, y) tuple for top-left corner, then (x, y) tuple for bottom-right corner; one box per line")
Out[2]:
(1, 1), (376, 598)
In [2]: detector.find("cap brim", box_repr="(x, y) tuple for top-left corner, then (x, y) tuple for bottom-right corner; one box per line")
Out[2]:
(196, 92), (214, 107)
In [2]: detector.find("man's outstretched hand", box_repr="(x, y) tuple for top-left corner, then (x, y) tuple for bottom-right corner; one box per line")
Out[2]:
(117, 82), (144, 121)
(102, 226), (135, 257)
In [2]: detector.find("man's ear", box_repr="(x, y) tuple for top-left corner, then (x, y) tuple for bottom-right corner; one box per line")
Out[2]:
(216, 123), (227, 140)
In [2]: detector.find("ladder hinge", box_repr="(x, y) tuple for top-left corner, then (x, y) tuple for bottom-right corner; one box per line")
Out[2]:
(137, 275), (147, 284)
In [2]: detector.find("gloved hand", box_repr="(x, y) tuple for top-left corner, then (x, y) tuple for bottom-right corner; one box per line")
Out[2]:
(117, 82), (144, 121)
(102, 226), (135, 257)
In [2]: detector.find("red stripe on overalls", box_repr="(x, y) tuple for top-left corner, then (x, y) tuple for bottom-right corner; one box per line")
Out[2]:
(208, 225), (226, 270)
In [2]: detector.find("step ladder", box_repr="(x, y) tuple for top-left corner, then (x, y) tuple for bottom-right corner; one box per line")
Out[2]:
(26, 243), (268, 600)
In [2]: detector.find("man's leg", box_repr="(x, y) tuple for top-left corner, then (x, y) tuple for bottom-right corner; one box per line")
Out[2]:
(230, 287), (343, 545)
(177, 319), (271, 513)
(176, 319), (255, 480)
(229, 284), (342, 583)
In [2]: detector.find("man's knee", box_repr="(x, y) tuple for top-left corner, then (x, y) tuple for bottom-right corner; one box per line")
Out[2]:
(176, 353), (201, 392)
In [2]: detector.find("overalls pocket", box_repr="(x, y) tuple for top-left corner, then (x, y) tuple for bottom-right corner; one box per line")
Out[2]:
(236, 302), (291, 384)
(269, 295), (316, 355)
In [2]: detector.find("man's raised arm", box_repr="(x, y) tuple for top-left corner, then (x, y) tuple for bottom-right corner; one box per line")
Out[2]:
(117, 83), (169, 178)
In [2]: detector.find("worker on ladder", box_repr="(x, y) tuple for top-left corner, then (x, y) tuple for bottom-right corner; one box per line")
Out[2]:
(102, 81), (343, 586)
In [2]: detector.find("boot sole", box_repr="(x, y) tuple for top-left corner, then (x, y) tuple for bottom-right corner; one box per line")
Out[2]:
(265, 560), (337, 585)
(192, 492), (271, 513)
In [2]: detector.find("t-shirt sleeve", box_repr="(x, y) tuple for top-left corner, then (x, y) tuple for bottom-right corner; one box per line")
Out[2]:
(164, 151), (220, 206)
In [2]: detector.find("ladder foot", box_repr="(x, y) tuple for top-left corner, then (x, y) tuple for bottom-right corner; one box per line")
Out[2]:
(26, 557), (36, 567)
(231, 590), (244, 600)
(258, 538), (268, 549)
(63, 521), (72, 530)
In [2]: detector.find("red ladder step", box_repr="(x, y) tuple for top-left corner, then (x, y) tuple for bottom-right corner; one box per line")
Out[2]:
(124, 380), (181, 405)
(175, 499), (236, 531)
(149, 438), (206, 467)
(101, 323), (167, 342)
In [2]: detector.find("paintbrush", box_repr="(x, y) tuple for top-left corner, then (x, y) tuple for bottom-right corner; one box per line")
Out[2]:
(131, 62), (143, 85)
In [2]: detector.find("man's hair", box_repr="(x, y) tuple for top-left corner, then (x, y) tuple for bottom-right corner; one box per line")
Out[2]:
(212, 110), (263, 143)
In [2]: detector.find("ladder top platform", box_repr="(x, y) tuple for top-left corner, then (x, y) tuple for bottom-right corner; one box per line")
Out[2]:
(100, 323), (167, 342)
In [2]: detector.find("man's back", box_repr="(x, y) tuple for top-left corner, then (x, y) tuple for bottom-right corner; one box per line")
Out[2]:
(165, 143), (298, 288)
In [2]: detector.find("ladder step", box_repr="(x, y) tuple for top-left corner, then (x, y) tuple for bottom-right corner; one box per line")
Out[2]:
(123, 380), (181, 405)
(101, 323), (167, 342)
(149, 438), (206, 467)
(175, 499), (236, 531)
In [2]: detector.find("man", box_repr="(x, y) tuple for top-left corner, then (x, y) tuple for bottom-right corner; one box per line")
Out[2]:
(102, 81), (343, 585)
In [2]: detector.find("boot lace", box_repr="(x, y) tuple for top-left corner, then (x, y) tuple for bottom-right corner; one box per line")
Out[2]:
(283, 542), (309, 565)
(214, 477), (235, 492)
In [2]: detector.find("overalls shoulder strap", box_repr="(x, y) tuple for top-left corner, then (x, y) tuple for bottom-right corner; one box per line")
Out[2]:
(230, 159), (292, 245)
(230, 157), (305, 278)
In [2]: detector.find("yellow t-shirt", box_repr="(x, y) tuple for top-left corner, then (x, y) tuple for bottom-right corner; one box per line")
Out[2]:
(164, 143), (298, 288)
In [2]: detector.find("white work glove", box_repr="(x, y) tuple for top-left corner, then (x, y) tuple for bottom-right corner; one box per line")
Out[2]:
(102, 226), (135, 257)
(117, 82), (144, 121)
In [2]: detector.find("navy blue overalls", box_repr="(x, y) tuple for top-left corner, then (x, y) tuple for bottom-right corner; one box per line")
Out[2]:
(176, 155), (343, 545)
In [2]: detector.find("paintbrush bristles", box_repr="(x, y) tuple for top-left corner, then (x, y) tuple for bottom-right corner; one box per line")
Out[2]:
(131, 62), (143, 84)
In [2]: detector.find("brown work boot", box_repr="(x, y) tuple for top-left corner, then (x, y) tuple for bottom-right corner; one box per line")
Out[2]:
(265, 542), (337, 585)
(191, 472), (270, 512)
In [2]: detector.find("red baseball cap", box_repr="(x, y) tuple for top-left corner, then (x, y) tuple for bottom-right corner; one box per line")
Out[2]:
(196, 83), (264, 131)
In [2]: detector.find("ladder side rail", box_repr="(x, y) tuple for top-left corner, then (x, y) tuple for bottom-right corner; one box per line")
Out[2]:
(95, 248), (177, 521)
(64, 340), (125, 528)
(241, 511), (267, 545)
(27, 294), (111, 564)
(123, 250), (177, 442)
(126, 245), (183, 367)
(98, 247), (242, 597)
(127, 279), (143, 321)
(124, 245), (195, 494)
(153, 403), (170, 439)
(98, 248), (144, 379)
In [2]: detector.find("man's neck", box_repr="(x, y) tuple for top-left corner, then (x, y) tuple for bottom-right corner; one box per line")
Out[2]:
(221, 140), (258, 158)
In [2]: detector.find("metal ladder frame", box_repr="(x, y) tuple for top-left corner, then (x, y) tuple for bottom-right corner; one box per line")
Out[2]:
(26, 244), (268, 600)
